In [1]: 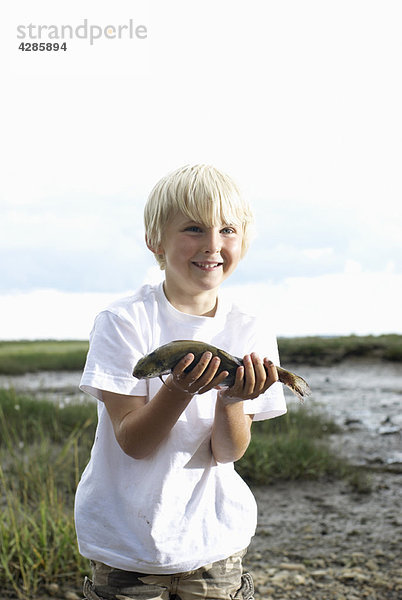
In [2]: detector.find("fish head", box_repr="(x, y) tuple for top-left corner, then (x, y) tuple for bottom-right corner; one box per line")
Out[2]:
(132, 353), (170, 379)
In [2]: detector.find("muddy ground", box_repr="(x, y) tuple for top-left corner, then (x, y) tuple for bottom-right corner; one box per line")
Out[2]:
(244, 359), (402, 599)
(2, 360), (401, 599)
(246, 470), (401, 599)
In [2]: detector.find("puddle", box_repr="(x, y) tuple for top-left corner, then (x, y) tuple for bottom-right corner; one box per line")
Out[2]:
(1, 359), (401, 466)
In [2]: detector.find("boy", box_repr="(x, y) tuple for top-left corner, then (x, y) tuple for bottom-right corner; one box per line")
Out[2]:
(76, 164), (287, 600)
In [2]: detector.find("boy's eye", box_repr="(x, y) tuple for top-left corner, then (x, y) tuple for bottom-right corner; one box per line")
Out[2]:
(184, 226), (203, 232)
(183, 224), (237, 234)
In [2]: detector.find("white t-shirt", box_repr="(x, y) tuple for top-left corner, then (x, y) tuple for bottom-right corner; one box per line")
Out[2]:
(75, 282), (286, 574)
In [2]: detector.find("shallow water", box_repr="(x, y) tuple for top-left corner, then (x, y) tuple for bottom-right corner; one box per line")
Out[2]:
(285, 360), (402, 467)
(0, 370), (85, 405)
(287, 360), (402, 430)
(1, 360), (401, 465)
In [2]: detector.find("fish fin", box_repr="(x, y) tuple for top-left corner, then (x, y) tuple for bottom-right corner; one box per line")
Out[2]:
(277, 367), (312, 403)
(159, 374), (169, 387)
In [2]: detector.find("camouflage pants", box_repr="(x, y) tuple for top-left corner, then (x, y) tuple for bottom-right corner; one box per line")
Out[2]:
(82, 549), (254, 600)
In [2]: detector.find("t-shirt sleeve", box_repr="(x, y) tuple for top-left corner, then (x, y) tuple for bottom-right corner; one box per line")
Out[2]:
(80, 310), (148, 401)
(241, 318), (287, 421)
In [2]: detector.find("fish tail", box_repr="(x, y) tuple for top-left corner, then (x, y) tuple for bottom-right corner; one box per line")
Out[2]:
(277, 367), (312, 403)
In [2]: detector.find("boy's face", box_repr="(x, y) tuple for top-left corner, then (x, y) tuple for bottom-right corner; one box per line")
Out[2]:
(158, 211), (243, 297)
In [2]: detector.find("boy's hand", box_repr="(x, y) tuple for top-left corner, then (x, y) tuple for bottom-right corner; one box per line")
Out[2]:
(168, 352), (229, 396)
(217, 353), (278, 403)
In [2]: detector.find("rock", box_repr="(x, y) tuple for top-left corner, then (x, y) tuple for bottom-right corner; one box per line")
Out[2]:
(378, 425), (400, 435)
(350, 551), (366, 563)
(65, 592), (80, 600)
(293, 574), (307, 585)
(365, 558), (378, 571)
(270, 570), (291, 585)
(340, 568), (370, 582)
(313, 558), (326, 568)
(278, 562), (306, 571)
(45, 583), (60, 596)
(311, 569), (332, 580)
(256, 585), (275, 597)
(345, 418), (363, 427)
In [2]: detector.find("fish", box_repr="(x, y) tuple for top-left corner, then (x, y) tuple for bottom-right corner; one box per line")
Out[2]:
(133, 340), (311, 402)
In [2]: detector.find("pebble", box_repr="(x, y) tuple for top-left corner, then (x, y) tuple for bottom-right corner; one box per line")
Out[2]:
(64, 592), (80, 600)
(45, 583), (60, 596)
(278, 562), (306, 571)
(245, 547), (402, 599)
(340, 568), (370, 582)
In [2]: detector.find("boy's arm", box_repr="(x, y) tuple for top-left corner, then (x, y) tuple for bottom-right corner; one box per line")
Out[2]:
(211, 353), (278, 463)
(103, 351), (228, 459)
(103, 386), (192, 459)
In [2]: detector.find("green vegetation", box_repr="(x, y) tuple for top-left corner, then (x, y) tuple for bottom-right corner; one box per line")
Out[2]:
(0, 335), (401, 375)
(0, 388), (367, 598)
(0, 340), (88, 374)
(237, 409), (346, 485)
(0, 391), (96, 598)
(278, 333), (402, 365)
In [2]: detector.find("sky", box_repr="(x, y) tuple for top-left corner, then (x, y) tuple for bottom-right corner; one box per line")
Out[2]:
(1, 0), (402, 339)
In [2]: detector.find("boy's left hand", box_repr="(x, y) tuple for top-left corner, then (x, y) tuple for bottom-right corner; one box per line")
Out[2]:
(217, 353), (278, 402)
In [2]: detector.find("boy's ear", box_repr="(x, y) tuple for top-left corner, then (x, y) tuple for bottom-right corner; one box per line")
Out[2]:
(145, 235), (163, 256)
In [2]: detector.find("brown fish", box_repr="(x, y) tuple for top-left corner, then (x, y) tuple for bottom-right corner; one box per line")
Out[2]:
(133, 340), (311, 402)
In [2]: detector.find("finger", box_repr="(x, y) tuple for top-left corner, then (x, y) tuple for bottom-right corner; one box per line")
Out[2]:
(198, 369), (229, 394)
(242, 354), (255, 396)
(182, 351), (213, 384)
(220, 365), (244, 398)
(194, 356), (221, 388)
(172, 353), (195, 377)
(251, 352), (265, 394)
(261, 358), (279, 392)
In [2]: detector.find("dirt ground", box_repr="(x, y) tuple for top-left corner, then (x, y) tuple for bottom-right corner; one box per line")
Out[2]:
(246, 470), (401, 599)
(242, 361), (402, 599)
(3, 361), (402, 599)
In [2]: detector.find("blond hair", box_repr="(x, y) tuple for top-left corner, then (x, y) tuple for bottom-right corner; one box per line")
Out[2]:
(144, 164), (254, 269)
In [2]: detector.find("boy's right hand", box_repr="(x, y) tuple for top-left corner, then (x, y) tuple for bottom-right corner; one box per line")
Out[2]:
(168, 352), (229, 396)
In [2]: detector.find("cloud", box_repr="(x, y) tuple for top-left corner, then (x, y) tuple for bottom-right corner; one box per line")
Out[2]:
(1, 194), (152, 292)
(1, 270), (401, 340)
(222, 271), (402, 337)
(2, 188), (401, 293)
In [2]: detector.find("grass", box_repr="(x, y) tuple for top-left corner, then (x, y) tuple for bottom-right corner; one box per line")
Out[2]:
(0, 391), (97, 599)
(0, 388), (96, 445)
(237, 410), (346, 485)
(0, 335), (401, 375)
(0, 388), (367, 598)
(0, 340), (88, 374)
(278, 333), (402, 365)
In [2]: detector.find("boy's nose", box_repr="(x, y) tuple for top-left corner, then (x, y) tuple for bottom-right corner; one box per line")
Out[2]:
(203, 231), (221, 254)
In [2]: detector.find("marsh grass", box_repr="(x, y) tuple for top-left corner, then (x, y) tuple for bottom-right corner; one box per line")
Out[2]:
(237, 410), (346, 485)
(278, 333), (402, 364)
(0, 391), (96, 598)
(0, 335), (401, 375)
(0, 340), (88, 374)
(0, 389), (365, 598)
(0, 388), (96, 445)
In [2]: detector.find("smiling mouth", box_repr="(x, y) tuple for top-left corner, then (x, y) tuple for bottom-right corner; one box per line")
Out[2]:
(192, 261), (223, 270)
